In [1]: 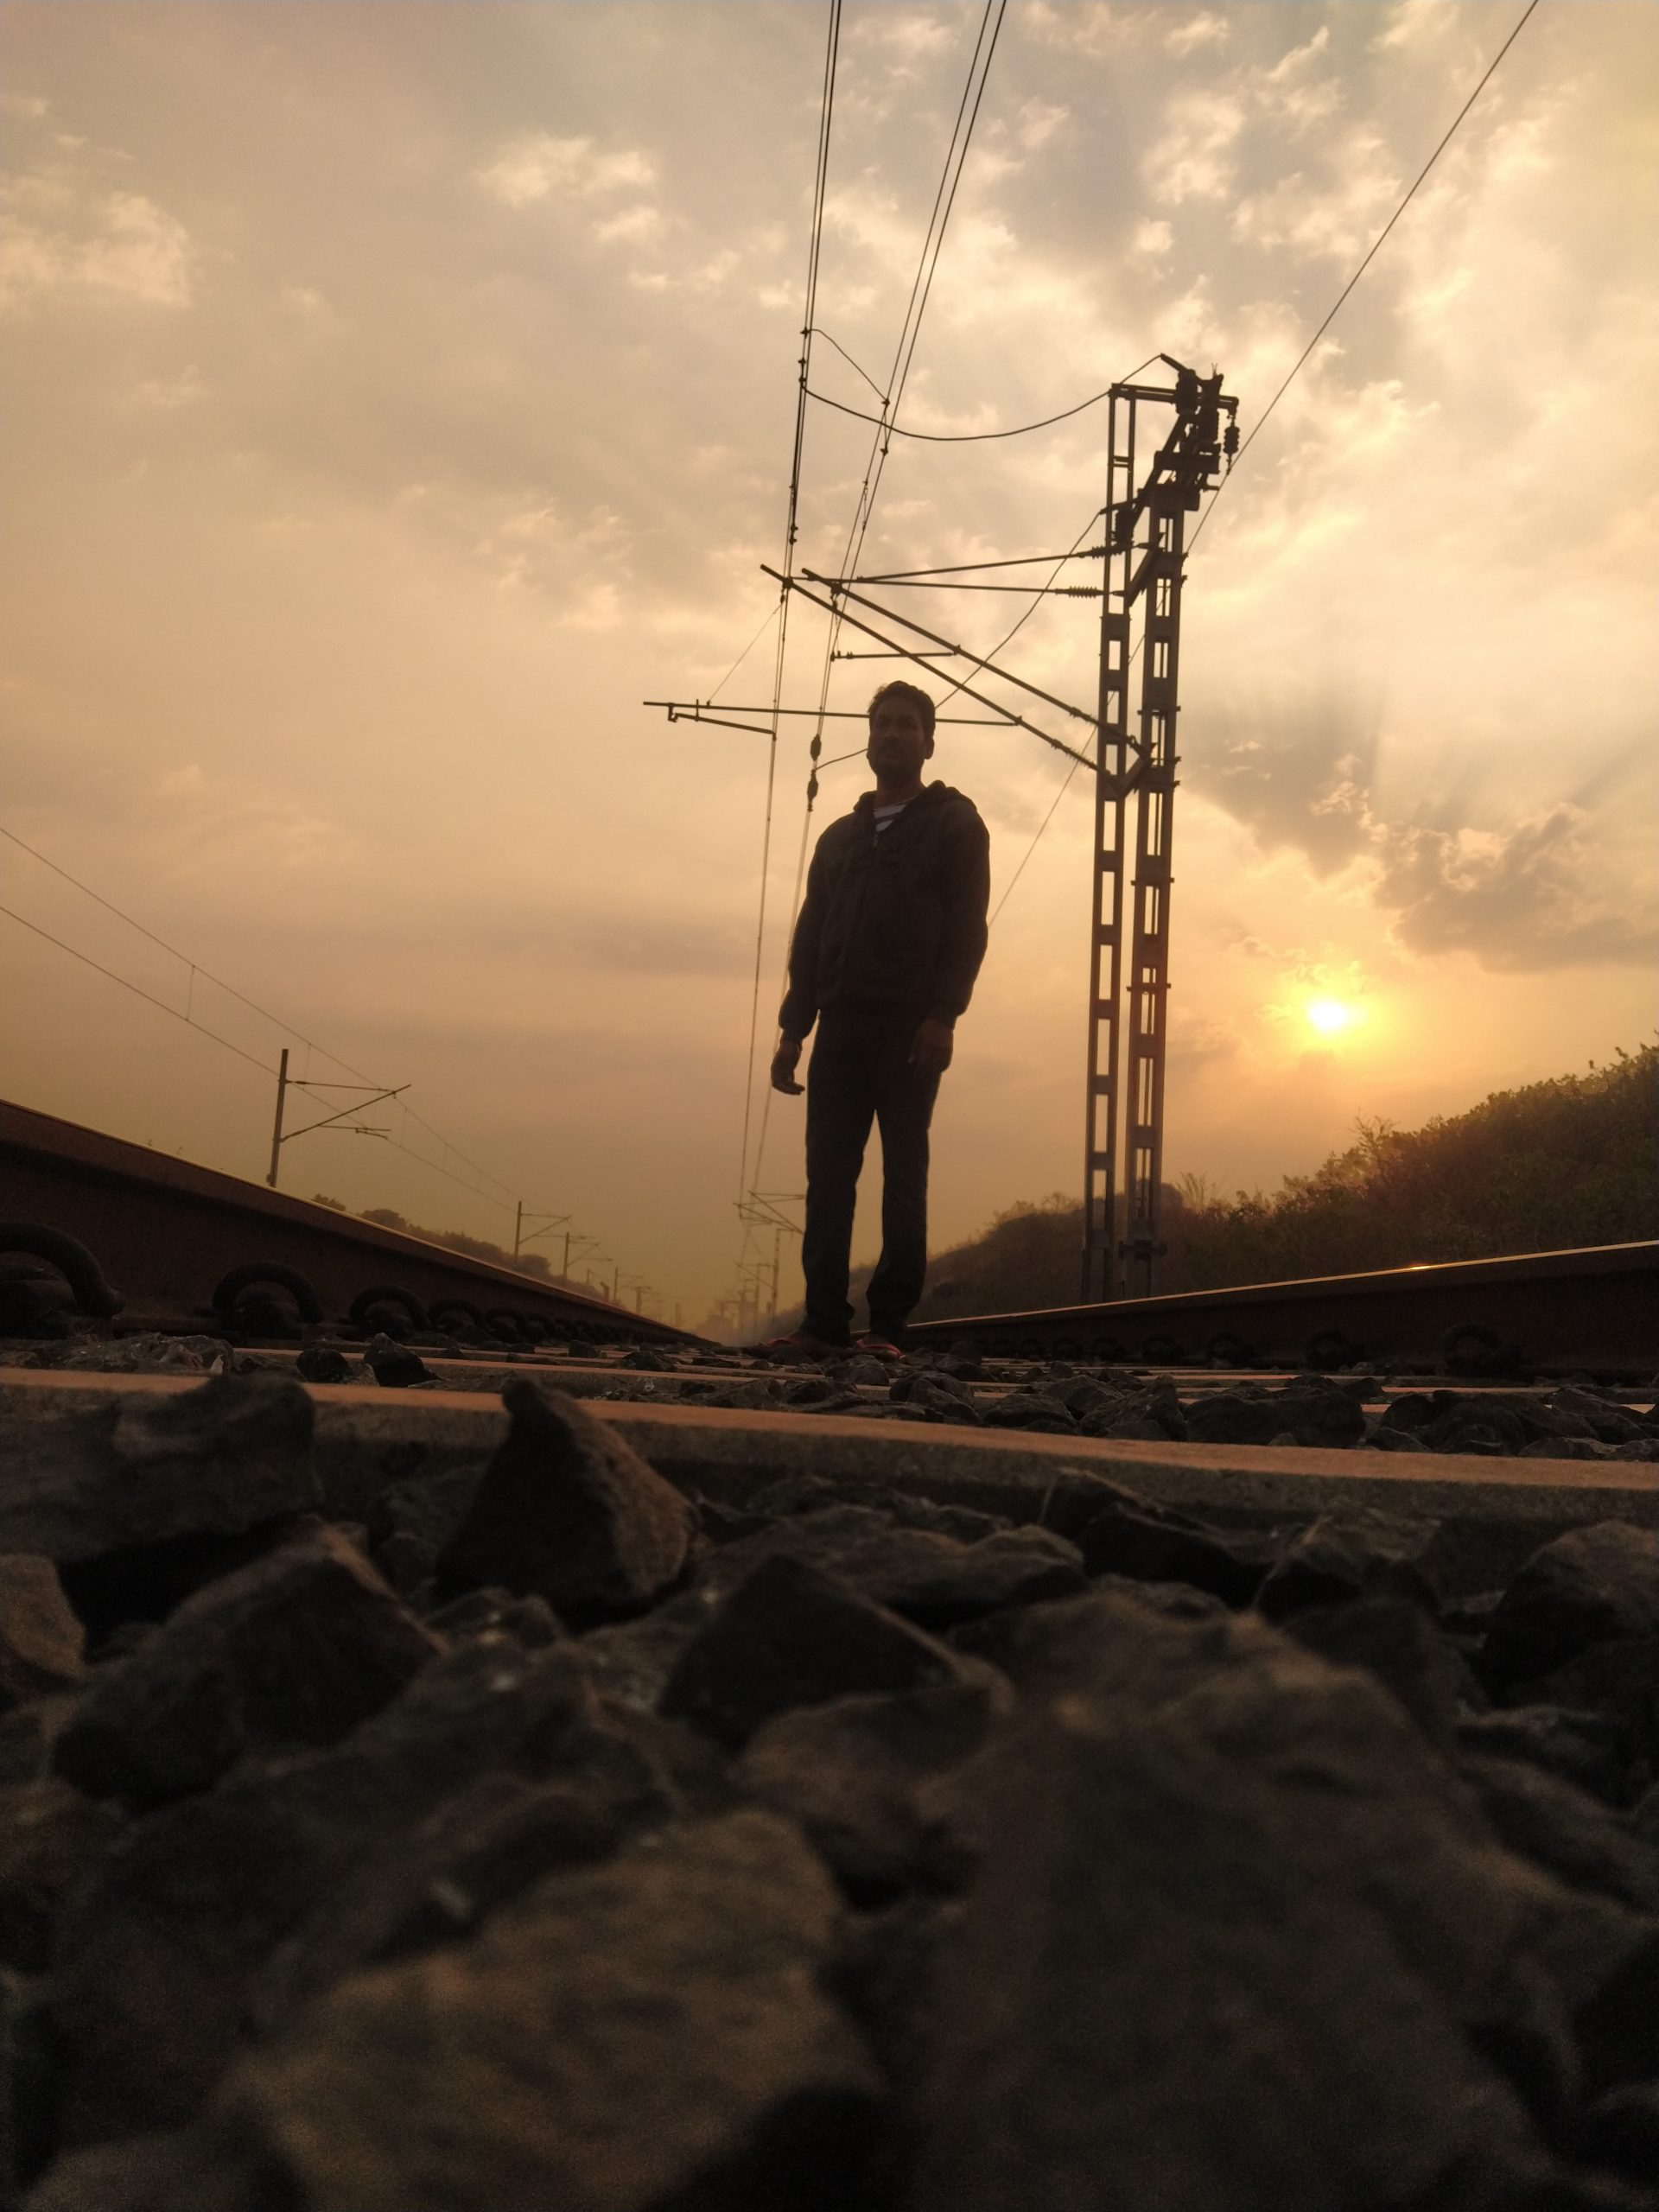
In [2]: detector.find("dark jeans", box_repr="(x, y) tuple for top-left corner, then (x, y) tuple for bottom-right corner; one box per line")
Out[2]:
(801, 1001), (941, 1345)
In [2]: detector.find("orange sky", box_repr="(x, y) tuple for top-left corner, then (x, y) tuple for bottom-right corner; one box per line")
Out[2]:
(3, 2), (1654, 1329)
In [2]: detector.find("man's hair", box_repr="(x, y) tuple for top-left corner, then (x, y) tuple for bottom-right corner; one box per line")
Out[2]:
(867, 680), (936, 741)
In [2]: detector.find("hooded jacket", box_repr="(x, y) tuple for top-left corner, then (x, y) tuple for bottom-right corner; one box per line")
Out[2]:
(778, 780), (990, 1040)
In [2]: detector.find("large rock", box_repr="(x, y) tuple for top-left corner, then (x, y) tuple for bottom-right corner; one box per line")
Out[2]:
(1077, 1498), (1281, 1607)
(1254, 1504), (1444, 1620)
(1185, 1384), (1365, 1449)
(914, 1599), (1659, 2210)
(0, 1779), (124, 1972)
(48, 1638), (620, 2143)
(173, 1812), (887, 2212)
(705, 1505), (1086, 1627)
(740, 1672), (1010, 1899)
(250, 1753), (674, 2028)
(364, 1462), (482, 1597)
(1460, 1754), (1659, 1913)
(0, 1558), (85, 1707)
(433, 1379), (692, 1625)
(52, 1523), (441, 1807)
(660, 1554), (973, 1750)
(916, 1696), (1554, 2212)
(1282, 1595), (1468, 1750)
(1482, 1522), (1659, 1691)
(1, 1372), (321, 1563)
(937, 1597), (1659, 2113)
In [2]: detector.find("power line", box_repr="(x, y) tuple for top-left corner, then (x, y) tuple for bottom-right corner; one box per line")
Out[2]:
(707, 601), (780, 706)
(2, 826), (365, 1084)
(1, 905), (277, 1076)
(0, 842), (540, 1218)
(1, 823), (522, 1205)
(806, 378), (1120, 443)
(746, 0), (1007, 1215)
(811, 327), (885, 402)
(3, 902), (530, 1214)
(1191, 0), (1541, 550)
(736, 0), (842, 1210)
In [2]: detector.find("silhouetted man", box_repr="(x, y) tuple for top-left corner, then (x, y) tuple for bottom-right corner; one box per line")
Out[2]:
(765, 680), (989, 1359)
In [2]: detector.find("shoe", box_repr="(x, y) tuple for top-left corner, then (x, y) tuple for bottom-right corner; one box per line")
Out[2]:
(854, 1332), (904, 1363)
(752, 1329), (849, 1363)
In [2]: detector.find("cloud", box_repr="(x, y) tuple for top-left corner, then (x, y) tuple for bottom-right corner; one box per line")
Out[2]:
(1372, 805), (1656, 971)
(1231, 132), (1400, 261)
(126, 364), (208, 409)
(149, 766), (356, 878)
(1166, 15), (1230, 60)
(1199, 686), (1381, 876)
(478, 133), (655, 208)
(844, 10), (961, 71)
(1142, 89), (1243, 204)
(0, 178), (193, 311)
(591, 205), (662, 245)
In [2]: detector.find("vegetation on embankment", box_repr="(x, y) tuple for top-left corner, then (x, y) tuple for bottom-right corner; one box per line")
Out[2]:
(894, 1043), (1657, 1325)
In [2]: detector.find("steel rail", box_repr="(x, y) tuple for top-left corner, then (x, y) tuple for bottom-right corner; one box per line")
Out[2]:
(905, 1243), (1659, 1380)
(0, 1102), (700, 1348)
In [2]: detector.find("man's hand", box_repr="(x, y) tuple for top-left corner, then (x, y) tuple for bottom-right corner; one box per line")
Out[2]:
(910, 1017), (954, 1077)
(771, 1037), (804, 1095)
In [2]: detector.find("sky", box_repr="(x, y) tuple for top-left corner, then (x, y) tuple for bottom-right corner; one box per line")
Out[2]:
(2, 0), (1654, 1332)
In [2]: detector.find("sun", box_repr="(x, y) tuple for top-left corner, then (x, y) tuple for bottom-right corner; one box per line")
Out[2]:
(1305, 997), (1357, 1037)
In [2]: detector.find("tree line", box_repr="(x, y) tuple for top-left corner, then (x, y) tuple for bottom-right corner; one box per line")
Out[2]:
(874, 1043), (1656, 1326)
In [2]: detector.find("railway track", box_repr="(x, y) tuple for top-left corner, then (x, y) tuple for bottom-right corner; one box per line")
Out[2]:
(909, 1242), (1659, 1382)
(3, 1097), (1654, 1382)
(0, 1100), (697, 1351)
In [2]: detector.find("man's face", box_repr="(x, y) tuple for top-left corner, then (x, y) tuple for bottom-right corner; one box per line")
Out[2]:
(867, 694), (933, 782)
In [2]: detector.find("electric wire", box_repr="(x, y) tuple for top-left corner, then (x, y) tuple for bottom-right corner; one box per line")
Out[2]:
(1, 906), (279, 1078)
(812, 327), (886, 402)
(735, 0), (841, 1211)
(1189, 0), (1541, 552)
(806, 379), (1122, 442)
(0, 836), (539, 1217)
(745, 0), (1007, 1230)
(706, 601), (781, 706)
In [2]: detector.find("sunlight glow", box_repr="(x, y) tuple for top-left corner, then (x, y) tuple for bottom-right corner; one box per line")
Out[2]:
(1306, 998), (1357, 1036)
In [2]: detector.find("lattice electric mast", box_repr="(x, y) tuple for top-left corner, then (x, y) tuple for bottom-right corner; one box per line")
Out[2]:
(1084, 358), (1236, 1303)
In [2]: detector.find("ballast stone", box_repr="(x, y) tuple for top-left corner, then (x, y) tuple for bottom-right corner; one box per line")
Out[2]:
(52, 1523), (441, 1807)
(185, 1811), (887, 2212)
(0, 1370), (321, 1563)
(433, 1378), (692, 1625)
(1481, 1521), (1659, 1690)
(659, 1553), (976, 1750)
(0, 1557), (86, 1707)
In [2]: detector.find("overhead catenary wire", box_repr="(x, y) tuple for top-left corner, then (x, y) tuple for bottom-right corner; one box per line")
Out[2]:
(0, 836), (545, 1219)
(745, 0), (1007, 1216)
(734, 0), (842, 1211)
(806, 378), (1123, 443)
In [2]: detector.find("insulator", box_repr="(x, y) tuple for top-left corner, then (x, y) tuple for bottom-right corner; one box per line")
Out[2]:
(806, 774), (819, 803)
(1224, 423), (1239, 456)
(809, 734), (822, 760)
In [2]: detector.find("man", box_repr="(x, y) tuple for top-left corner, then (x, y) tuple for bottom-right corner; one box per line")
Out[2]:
(764, 679), (990, 1359)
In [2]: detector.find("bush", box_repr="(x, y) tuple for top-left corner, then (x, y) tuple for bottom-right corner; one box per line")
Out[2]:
(902, 1044), (1658, 1319)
